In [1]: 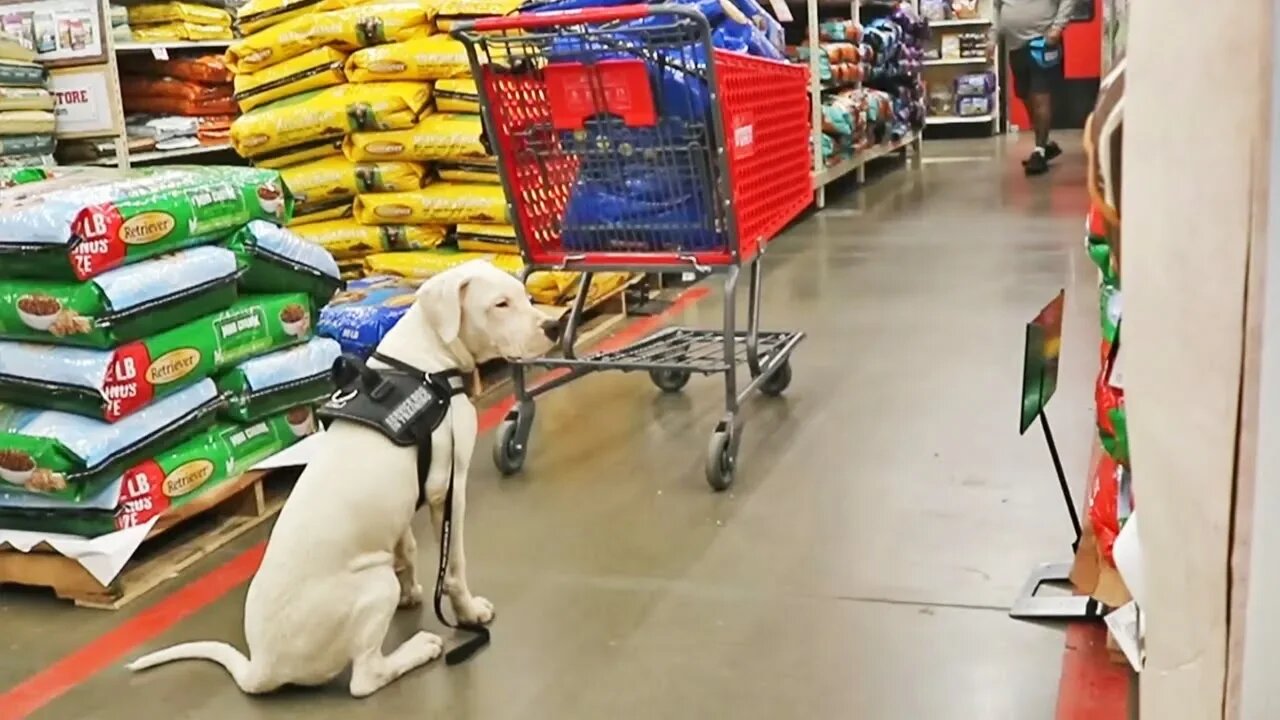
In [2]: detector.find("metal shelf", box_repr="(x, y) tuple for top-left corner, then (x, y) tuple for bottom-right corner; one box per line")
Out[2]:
(814, 131), (919, 187)
(78, 143), (234, 166)
(114, 40), (232, 52)
(923, 57), (991, 66)
(930, 18), (992, 27)
(925, 114), (995, 125)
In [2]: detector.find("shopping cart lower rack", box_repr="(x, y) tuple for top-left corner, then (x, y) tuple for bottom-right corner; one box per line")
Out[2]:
(452, 4), (813, 490)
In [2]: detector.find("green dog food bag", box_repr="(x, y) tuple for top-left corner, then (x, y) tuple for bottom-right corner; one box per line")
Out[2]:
(0, 165), (293, 281)
(0, 245), (240, 348)
(0, 165), (47, 188)
(217, 336), (340, 422)
(0, 407), (316, 536)
(227, 220), (343, 305)
(0, 379), (222, 501)
(0, 292), (316, 422)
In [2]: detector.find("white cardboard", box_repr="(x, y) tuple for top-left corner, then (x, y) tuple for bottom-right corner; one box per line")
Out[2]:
(1105, 600), (1145, 672)
(0, 517), (159, 585)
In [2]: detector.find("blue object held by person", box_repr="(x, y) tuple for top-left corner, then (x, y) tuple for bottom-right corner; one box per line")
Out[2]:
(1027, 36), (1062, 69)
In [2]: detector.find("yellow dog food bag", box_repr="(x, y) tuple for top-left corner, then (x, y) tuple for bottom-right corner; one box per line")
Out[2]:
(525, 271), (577, 304)
(226, 3), (433, 74)
(132, 21), (233, 40)
(252, 138), (344, 169)
(354, 182), (507, 225)
(234, 47), (348, 113)
(344, 113), (487, 162)
(434, 78), (479, 113)
(281, 156), (426, 213)
(438, 158), (500, 183)
(527, 271), (631, 305)
(129, 1), (232, 26)
(231, 82), (431, 158)
(455, 222), (517, 254)
(434, 0), (519, 30)
(345, 33), (473, 82)
(234, 0), (373, 35)
(338, 257), (366, 279)
(363, 248), (522, 279)
(292, 218), (447, 258)
(289, 202), (355, 226)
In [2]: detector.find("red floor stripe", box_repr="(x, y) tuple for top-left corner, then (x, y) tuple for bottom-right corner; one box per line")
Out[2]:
(0, 284), (709, 719)
(1055, 623), (1132, 720)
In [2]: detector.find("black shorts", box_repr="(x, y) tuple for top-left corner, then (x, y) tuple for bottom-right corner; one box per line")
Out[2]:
(1009, 44), (1064, 101)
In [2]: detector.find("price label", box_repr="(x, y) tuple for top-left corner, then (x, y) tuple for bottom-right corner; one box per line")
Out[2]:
(151, 47), (170, 60)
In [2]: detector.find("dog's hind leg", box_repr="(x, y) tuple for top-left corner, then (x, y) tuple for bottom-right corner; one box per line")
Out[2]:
(348, 564), (443, 698)
(394, 529), (424, 608)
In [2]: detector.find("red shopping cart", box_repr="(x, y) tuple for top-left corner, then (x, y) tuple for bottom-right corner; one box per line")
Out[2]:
(452, 4), (812, 490)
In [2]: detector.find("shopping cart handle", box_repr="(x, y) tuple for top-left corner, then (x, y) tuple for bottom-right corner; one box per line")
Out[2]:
(458, 4), (653, 32)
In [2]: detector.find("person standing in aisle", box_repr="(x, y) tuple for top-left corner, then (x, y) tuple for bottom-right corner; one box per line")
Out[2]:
(995, 0), (1076, 176)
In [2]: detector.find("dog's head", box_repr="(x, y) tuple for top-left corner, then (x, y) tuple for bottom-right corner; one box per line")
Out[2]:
(417, 260), (558, 366)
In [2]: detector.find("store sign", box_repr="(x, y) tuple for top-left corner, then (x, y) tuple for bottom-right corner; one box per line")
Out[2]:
(1019, 290), (1065, 434)
(0, 0), (107, 66)
(49, 65), (120, 137)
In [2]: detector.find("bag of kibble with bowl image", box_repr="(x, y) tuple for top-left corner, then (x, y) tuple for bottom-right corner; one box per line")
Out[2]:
(226, 219), (344, 304)
(0, 293), (317, 422)
(0, 166), (291, 280)
(216, 336), (342, 422)
(0, 406), (319, 536)
(0, 380), (223, 500)
(0, 245), (239, 348)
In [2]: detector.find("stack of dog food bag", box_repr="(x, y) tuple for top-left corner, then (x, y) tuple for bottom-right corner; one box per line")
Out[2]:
(0, 33), (56, 168)
(224, 0), (634, 358)
(0, 166), (344, 538)
(122, 1), (237, 42)
(119, 53), (240, 151)
(793, 4), (927, 166)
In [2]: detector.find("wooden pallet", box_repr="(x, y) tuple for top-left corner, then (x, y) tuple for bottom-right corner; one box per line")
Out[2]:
(0, 468), (293, 609)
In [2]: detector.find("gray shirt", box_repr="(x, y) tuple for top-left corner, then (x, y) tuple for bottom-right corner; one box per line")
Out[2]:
(994, 0), (1076, 49)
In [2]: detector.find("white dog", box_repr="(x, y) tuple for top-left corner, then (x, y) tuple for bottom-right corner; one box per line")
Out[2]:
(127, 260), (557, 697)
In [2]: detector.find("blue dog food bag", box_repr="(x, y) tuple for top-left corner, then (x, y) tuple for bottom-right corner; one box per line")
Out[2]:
(317, 275), (421, 358)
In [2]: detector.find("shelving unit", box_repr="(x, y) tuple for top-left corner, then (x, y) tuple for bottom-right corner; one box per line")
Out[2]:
(799, 0), (925, 209)
(923, 56), (987, 66)
(58, 0), (239, 169)
(925, 113), (993, 125)
(80, 142), (233, 166)
(114, 40), (232, 52)
(921, 3), (999, 133)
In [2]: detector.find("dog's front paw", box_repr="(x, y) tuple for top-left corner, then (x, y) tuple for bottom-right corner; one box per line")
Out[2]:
(453, 595), (495, 625)
(399, 583), (425, 608)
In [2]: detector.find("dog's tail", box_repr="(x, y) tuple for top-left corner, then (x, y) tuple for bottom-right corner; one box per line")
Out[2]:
(127, 642), (271, 693)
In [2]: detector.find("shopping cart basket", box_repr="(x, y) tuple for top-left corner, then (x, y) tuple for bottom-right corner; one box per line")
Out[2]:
(452, 4), (812, 490)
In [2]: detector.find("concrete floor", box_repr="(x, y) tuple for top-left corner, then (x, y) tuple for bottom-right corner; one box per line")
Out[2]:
(0, 136), (1100, 720)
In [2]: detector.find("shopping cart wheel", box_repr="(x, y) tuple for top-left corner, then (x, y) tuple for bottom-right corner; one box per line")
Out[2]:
(759, 360), (793, 397)
(705, 427), (739, 492)
(493, 419), (527, 476)
(649, 369), (692, 393)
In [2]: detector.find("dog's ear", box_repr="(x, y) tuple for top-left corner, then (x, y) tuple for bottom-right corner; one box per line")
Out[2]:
(418, 265), (475, 344)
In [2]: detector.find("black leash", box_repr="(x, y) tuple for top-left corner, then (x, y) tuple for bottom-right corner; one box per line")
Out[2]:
(433, 432), (490, 666)
(372, 352), (489, 665)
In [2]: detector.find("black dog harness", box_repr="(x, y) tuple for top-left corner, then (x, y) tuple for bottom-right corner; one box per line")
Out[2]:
(316, 351), (488, 665)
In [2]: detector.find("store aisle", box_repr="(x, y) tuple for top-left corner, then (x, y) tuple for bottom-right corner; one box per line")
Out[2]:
(0, 137), (1099, 720)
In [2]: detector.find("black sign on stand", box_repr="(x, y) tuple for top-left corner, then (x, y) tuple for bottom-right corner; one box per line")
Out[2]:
(1009, 290), (1103, 621)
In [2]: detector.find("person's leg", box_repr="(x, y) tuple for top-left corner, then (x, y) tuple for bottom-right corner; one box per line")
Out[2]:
(1028, 47), (1066, 163)
(1009, 46), (1051, 176)
(1029, 91), (1053, 148)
